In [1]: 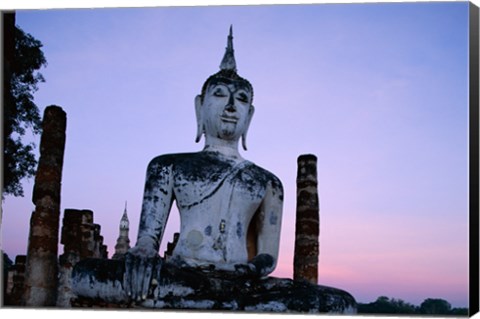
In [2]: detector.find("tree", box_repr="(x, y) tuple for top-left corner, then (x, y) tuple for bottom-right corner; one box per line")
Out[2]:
(358, 296), (417, 314)
(449, 307), (469, 316)
(2, 12), (47, 198)
(419, 298), (452, 315)
(358, 296), (466, 316)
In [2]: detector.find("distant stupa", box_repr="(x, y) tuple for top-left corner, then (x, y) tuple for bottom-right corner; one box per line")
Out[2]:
(112, 202), (130, 260)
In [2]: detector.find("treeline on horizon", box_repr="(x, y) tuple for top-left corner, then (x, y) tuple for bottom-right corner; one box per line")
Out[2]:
(358, 296), (468, 316)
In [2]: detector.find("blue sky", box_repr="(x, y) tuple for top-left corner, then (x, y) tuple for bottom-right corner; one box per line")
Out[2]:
(1, 1), (473, 307)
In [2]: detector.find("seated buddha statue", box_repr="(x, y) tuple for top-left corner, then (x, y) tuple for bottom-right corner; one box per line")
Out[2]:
(72, 27), (356, 314)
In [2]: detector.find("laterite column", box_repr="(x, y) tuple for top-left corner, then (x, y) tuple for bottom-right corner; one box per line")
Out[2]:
(23, 105), (67, 306)
(293, 154), (319, 284)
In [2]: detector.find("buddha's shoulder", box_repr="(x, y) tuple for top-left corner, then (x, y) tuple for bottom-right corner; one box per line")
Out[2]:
(147, 152), (283, 190)
(244, 162), (283, 191)
(148, 152), (204, 166)
(148, 151), (238, 167)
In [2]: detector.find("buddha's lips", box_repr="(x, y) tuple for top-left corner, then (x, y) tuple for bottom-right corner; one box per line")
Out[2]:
(220, 116), (238, 123)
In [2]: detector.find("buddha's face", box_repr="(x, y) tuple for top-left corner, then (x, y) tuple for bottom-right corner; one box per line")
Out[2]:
(198, 79), (254, 142)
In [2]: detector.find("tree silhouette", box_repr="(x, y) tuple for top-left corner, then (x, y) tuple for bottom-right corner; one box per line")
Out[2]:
(358, 296), (467, 315)
(358, 296), (417, 314)
(419, 298), (452, 314)
(2, 12), (47, 198)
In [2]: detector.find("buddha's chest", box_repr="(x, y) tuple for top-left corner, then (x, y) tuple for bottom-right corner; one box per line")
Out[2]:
(172, 161), (268, 211)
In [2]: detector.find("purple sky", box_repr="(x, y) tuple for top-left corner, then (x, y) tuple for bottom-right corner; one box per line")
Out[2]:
(1, 1), (473, 307)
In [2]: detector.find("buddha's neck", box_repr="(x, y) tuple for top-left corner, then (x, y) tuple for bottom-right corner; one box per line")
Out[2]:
(203, 136), (243, 161)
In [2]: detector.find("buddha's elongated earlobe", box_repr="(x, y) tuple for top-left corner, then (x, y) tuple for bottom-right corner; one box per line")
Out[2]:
(241, 134), (248, 151)
(195, 95), (204, 143)
(241, 105), (255, 151)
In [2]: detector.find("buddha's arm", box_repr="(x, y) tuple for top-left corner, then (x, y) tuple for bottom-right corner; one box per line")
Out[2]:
(125, 158), (174, 301)
(253, 178), (284, 276)
(136, 158), (175, 252)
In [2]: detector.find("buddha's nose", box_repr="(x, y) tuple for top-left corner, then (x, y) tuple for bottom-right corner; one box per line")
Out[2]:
(225, 96), (236, 112)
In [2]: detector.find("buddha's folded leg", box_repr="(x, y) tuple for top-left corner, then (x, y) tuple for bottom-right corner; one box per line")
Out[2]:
(240, 277), (357, 313)
(72, 258), (128, 303)
(71, 259), (356, 313)
(71, 258), (213, 305)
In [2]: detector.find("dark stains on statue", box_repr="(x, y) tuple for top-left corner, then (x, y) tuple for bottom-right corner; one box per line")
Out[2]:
(144, 162), (171, 194)
(213, 220), (228, 261)
(72, 257), (356, 312)
(212, 235), (228, 261)
(269, 212), (278, 225)
(170, 151), (234, 183)
(277, 192), (284, 201)
(173, 151), (279, 192)
(73, 258), (125, 285)
(204, 225), (212, 236)
(236, 222), (242, 237)
(138, 150), (285, 266)
(219, 219), (226, 233)
(144, 151), (283, 210)
(233, 165), (282, 202)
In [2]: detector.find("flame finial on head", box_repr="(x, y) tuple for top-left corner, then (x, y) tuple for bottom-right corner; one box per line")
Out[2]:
(219, 25), (237, 72)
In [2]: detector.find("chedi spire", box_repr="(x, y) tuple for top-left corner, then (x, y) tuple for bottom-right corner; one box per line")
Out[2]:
(112, 202), (130, 260)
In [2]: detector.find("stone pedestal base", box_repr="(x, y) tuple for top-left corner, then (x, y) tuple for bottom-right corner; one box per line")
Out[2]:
(72, 258), (356, 314)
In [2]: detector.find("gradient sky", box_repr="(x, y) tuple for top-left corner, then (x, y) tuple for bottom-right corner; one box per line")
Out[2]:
(1, 1), (472, 308)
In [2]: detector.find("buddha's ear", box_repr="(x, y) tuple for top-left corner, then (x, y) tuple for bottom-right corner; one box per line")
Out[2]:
(195, 95), (204, 143)
(241, 104), (255, 151)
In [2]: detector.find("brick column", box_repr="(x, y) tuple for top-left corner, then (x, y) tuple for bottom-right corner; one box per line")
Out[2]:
(56, 209), (108, 307)
(293, 154), (319, 284)
(23, 106), (66, 306)
(5, 255), (27, 305)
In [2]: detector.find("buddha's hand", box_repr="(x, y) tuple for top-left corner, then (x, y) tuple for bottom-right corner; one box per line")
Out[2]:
(234, 253), (275, 278)
(124, 245), (162, 302)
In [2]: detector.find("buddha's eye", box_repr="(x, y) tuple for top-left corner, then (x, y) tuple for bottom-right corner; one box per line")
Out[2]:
(236, 93), (249, 103)
(213, 88), (227, 97)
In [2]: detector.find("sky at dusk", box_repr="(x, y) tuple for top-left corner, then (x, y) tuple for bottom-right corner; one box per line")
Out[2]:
(0, 0), (474, 308)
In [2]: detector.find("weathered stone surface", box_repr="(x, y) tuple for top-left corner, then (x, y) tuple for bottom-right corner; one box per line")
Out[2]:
(4, 255), (27, 306)
(72, 258), (356, 313)
(23, 105), (66, 307)
(164, 232), (180, 261)
(58, 209), (108, 260)
(32, 106), (67, 204)
(56, 209), (108, 307)
(294, 154), (319, 284)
